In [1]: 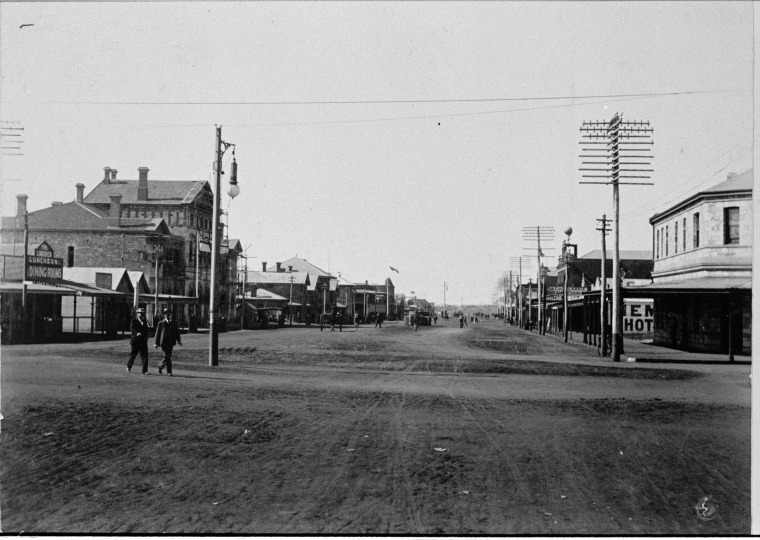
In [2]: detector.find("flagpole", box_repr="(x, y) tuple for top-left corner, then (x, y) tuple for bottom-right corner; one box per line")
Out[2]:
(443, 281), (447, 318)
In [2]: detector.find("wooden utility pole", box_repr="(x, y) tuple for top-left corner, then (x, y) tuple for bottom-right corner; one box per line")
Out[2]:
(509, 256), (528, 328)
(597, 215), (611, 356)
(580, 114), (653, 361)
(523, 226), (554, 335)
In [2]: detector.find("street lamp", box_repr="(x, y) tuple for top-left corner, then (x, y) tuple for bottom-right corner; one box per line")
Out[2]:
(209, 125), (238, 367)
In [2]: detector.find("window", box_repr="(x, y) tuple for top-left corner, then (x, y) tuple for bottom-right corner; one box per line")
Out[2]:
(683, 218), (686, 251)
(674, 221), (678, 253)
(67, 246), (75, 267)
(693, 213), (700, 248)
(656, 230), (660, 258)
(724, 207), (740, 244)
(665, 226), (669, 256)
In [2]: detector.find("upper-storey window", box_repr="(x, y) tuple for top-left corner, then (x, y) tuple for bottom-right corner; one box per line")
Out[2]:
(665, 226), (669, 256)
(682, 218), (686, 251)
(724, 207), (740, 244)
(693, 213), (700, 248)
(656, 229), (660, 259)
(674, 221), (678, 253)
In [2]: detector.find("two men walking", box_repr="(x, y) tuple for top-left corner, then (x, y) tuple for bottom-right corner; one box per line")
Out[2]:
(127, 307), (181, 376)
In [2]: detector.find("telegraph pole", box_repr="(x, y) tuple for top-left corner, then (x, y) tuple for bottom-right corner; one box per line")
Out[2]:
(209, 125), (237, 366)
(509, 256), (529, 328)
(523, 226), (555, 335)
(580, 113), (653, 361)
(597, 214), (612, 356)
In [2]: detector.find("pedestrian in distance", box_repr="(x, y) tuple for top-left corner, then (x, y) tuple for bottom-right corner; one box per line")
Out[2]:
(433, 313), (438, 325)
(459, 314), (464, 329)
(127, 307), (151, 374)
(154, 308), (182, 376)
(413, 313), (419, 331)
(330, 312), (336, 332)
(354, 312), (360, 330)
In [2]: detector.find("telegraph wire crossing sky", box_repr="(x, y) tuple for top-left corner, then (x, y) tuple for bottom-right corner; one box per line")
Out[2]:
(0, 2), (753, 305)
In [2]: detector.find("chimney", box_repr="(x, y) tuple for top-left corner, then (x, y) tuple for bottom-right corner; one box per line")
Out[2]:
(288, 265), (293, 272)
(103, 167), (111, 185)
(262, 262), (267, 272)
(109, 194), (122, 227)
(110, 169), (118, 181)
(137, 167), (149, 201)
(52, 201), (63, 206)
(16, 194), (28, 217)
(276, 262), (282, 272)
(76, 183), (85, 202)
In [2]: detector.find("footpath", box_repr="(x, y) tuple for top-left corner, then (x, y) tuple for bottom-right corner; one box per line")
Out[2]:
(553, 330), (751, 365)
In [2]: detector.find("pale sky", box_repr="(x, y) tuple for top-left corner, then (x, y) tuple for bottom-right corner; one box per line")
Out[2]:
(0, 2), (754, 305)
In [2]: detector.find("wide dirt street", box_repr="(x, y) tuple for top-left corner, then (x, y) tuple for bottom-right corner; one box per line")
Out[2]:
(1, 318), (751, 534)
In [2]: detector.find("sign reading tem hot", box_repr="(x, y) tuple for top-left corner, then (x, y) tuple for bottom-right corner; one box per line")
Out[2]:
(26, 241), (63, 281)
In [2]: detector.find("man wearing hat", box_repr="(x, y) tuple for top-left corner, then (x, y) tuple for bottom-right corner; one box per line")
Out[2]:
(154, 308), (182, 376)
(127, 307), (151, 374)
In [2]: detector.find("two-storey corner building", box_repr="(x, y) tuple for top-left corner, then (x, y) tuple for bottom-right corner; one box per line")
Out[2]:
(636, 170), (752, 356)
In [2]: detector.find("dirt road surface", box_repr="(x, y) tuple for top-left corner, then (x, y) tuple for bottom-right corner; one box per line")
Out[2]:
(1, 319), (750, 534)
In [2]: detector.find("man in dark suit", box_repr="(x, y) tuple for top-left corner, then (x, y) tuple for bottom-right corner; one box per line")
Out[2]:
(127, 307), (151, 374)
(154, 308), (182, 376)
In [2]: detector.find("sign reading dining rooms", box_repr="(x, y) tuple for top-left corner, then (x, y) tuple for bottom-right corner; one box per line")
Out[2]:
(26, 241), (63, 281)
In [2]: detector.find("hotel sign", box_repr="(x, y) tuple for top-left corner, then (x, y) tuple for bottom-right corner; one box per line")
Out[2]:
(26, 241), (63, 281)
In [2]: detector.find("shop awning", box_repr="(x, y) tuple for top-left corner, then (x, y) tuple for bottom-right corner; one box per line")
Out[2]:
(139, 294), (200, 304)
(0, 281), (78, 296)
(56, 279), (126, 297)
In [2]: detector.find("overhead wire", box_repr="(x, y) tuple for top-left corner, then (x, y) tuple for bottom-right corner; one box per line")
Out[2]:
(618, 141), (747, 221)
(39, 88), (740, 106)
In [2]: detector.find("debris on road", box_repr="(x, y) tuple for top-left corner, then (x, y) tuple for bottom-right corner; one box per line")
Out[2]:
(434, 447), (448, 452)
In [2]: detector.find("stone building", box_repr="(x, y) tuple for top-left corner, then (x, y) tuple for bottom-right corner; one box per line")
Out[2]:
(0, 166), (241, 326)
(629, 170), (752, 356)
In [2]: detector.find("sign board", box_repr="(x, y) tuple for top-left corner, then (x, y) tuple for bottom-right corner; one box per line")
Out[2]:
(623, 300), (654, 335)
(26, 241), (63, 282)
(546, 286), (585, 302)
(95, 272), (113, 290)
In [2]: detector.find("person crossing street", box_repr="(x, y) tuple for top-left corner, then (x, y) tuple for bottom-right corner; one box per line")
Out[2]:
(154, 308), (182, 376)
(127, 308), (151, 374)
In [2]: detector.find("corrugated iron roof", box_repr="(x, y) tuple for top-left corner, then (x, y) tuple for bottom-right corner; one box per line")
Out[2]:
(84, 179), (207, 205)
(1, 202), (170, 234)
(62, 267), (129, 291)
(246, 270), (310, 286)
(280, 256), (333, 277)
